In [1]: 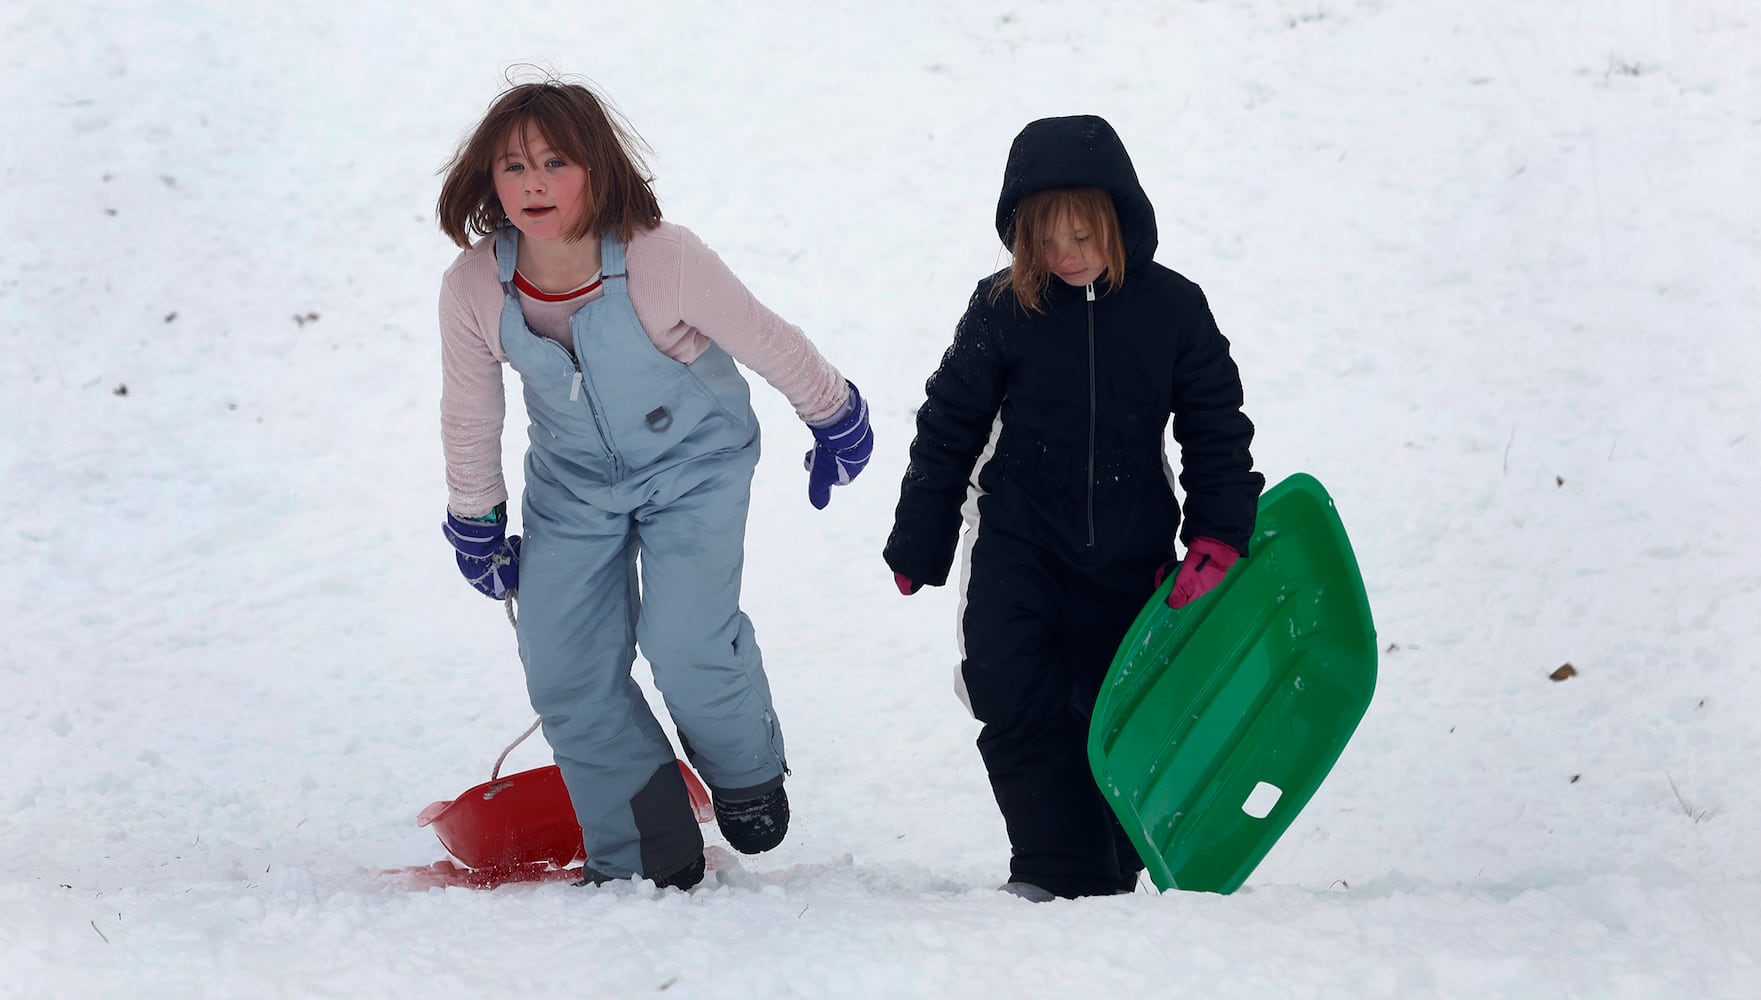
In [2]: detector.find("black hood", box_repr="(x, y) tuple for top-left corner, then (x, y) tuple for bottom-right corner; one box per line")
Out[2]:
(994, 115), (1158, 272)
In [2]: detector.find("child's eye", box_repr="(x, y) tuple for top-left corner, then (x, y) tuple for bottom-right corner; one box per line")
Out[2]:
(502, 162), (524, 173)
(545, 158), (566, 169)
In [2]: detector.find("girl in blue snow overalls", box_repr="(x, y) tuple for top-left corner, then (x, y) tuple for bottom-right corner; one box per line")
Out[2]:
(433, 80), (872, 890)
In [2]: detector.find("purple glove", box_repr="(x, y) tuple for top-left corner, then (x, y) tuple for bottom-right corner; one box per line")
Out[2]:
(1164, 536), (1239, 609)
(894, 572), (921, 596)
(442, 507), (522, 599)
(803, 380), (873, 510)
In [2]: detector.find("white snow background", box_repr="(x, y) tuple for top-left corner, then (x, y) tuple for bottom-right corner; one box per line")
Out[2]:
(3, 1), (1758, 997)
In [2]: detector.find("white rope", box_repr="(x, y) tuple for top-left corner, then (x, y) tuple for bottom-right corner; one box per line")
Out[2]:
(488, 592), (538, 781)
(492, 716), (542, 781)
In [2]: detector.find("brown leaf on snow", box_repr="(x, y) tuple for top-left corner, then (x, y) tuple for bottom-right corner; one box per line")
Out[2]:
(1550, 663), (1577, 682)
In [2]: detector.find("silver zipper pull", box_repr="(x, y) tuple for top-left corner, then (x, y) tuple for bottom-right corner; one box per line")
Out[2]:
(569, 371), (583, 401)
(1085, 282), (1096, 302)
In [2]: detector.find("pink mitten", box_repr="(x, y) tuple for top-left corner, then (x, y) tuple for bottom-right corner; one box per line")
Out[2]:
(1165, 536), (1240, 609)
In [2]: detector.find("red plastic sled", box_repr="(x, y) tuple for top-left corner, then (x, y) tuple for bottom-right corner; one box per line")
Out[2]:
(417, 760), (713, 874)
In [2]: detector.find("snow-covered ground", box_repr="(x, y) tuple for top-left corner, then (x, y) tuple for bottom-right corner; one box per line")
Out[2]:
(4, 1), (1758, 996)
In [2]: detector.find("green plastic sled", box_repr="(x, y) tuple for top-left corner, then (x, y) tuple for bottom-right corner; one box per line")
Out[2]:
(1087, 473), (1376, 894)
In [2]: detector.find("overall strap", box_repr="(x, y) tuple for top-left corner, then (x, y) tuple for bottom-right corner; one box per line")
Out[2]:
(599, 233), (628, 290)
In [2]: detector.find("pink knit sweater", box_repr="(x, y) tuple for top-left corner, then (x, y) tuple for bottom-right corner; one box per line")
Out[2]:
(439, 221), (848, 516)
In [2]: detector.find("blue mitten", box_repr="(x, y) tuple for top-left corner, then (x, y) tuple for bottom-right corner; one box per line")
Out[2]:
(442, 506), (522, 599)
(803, 380), (873, 510)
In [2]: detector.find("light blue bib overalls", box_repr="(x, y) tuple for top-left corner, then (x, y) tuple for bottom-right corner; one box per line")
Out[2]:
(495, 225), (788, 880)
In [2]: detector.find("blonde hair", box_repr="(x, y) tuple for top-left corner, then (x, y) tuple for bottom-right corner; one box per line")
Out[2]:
(437, 79), (661, 249)
(992, 187), (1126, 313)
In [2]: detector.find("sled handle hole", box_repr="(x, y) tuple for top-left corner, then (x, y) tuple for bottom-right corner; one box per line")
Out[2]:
(1241, 781), (1283, 819)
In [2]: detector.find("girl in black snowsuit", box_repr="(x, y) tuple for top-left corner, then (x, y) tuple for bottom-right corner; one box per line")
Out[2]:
(884, 116), (1264, 900)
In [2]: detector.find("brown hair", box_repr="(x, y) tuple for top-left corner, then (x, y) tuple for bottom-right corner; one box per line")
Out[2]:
(991, 187), (1126, 313)
(437, 79), (662, 249)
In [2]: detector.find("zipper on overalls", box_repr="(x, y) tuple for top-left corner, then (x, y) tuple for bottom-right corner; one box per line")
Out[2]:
(564, 346), (625, 480)
(762, 709), (790, 777)
(1084, 282), (1097, 548)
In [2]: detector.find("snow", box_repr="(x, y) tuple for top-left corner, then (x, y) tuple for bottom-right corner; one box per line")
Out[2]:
(4, 0), (1759, 996)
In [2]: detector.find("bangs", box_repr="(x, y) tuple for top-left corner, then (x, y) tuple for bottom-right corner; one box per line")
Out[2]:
(499, 93), (592, 171)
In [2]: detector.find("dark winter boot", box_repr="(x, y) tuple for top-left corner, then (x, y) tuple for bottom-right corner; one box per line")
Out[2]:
(571, 864), (614, 888)
(997, 881), (1056, 903)
(655, 854), (707, 890)
(713, 786), (790, 854)
(572, 853), (706, 891)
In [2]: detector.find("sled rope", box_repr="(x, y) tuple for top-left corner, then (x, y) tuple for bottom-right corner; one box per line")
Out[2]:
(491, 716), (543, 781)
(486, 593), (538, 781)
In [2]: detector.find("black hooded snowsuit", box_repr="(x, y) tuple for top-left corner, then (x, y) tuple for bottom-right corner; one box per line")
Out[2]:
(883, 116), (1264, 897)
